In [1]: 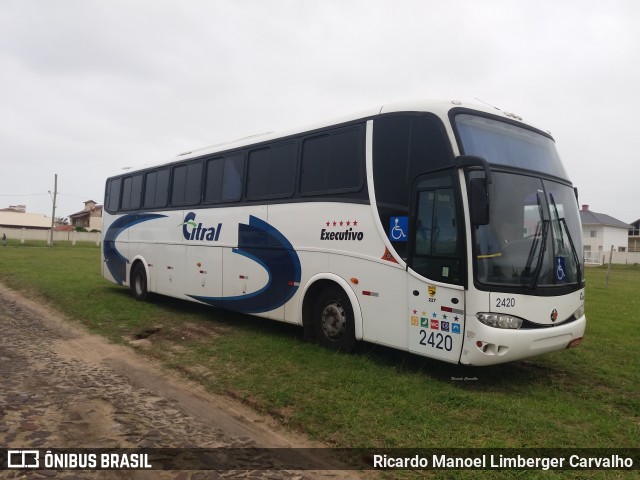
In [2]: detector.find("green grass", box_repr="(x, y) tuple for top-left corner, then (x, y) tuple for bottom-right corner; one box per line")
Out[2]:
(0, 244), (638, 478)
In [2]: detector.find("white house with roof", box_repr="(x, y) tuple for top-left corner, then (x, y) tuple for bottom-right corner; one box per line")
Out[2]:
(629, 219), (640, 253)
(579, 205), (631, 264)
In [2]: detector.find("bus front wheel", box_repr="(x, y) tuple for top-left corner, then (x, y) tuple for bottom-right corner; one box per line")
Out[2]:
(130, 262), (149, 301)
(313, 286), (356, 352)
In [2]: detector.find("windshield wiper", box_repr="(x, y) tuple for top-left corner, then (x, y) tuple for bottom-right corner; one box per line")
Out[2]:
(530, 220), (549, 290)
(527, 192), (549, 290)
(549, 193), (582, 283)
(523, 221), (541, 276)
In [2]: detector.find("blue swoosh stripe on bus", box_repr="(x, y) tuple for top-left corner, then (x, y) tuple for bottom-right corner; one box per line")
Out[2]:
(189, 215), (301, 314)
(103, 213), (167, 284)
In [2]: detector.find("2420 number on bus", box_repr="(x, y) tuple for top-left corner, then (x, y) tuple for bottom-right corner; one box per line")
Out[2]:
(419, 330), (453, 351)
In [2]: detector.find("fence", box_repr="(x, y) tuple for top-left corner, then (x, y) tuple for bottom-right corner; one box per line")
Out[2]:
(585, 249), (640, 266)
(1, 227), (101, 245)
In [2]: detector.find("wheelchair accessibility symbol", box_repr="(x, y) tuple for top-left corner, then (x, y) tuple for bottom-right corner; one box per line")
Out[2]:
(555, 256), (566, 282)
(389, 216), (408, 242)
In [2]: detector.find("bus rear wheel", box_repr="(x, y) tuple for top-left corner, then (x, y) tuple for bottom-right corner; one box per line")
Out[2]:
(313, 286), (356, 352)
(130, 262), (149, 301)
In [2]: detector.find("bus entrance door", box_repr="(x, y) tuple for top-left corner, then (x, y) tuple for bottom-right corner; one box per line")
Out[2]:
(406, 170), (465, 363)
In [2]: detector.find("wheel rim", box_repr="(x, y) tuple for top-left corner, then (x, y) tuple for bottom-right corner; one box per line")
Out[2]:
(320, 301), (347, 340)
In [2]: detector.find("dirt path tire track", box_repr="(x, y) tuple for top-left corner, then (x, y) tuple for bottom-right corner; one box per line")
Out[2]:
(0, 283), (366, 479)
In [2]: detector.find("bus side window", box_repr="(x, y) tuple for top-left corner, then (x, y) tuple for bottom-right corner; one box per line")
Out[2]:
(121, 174), (143, 211)
(411, 174), (462, 284)
(171, 161), (203, 206)
(301, 126), (363, 195)
(247, 143), (296, 199)
(204, 157), (224, 203)
(105, 178), (122, 213)
(205, 153), (244, 203)
(222, 154), (244, 201)
(144, 168), (170, 208)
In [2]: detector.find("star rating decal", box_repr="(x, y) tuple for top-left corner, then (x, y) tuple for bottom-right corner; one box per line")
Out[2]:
(325, 219), (359, 228)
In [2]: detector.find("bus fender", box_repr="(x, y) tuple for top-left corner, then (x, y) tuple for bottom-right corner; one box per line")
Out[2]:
(300, 273), (364, 341)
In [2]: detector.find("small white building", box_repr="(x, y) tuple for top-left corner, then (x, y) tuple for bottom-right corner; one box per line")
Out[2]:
(580, 205), (631, 264)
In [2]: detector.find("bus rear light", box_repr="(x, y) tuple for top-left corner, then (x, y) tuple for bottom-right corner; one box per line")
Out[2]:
(476, 313), (523, 329)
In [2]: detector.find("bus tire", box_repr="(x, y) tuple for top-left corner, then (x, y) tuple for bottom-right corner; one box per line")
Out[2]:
(313, 286), (356, 352)
(130, 262), (149, 302)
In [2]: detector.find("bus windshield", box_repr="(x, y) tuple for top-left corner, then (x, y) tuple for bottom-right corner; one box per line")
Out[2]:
(470, 172), (583, 288)
(455, 113), (583, 289)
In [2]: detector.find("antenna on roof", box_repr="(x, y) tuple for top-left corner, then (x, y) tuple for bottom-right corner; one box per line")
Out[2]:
(474, 98), (502, 111)
(474, 98), (523, 121)
(176, 131), (276, 158)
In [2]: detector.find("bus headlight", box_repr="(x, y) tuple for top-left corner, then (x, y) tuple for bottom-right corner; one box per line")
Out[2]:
(476, 313), (523, 329)
(573, 304), (585, 319)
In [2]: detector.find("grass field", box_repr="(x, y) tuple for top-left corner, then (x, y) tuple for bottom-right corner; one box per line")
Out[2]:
(0, 242), (638, 478)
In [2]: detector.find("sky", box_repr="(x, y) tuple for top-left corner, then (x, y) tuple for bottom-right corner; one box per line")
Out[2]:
(0, 0), (638, 223)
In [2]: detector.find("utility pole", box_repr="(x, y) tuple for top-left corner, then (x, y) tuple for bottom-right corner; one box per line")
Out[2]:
(49, 173), (58, 247)
(605, 245), (614, 288)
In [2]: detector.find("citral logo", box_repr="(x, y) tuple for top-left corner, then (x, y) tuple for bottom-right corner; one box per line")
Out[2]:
(180, 212), (222, 241)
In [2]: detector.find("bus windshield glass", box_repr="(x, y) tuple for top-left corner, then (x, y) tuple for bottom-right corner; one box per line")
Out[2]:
(470, 171), (583, 288)
(456, 114), (568, 180)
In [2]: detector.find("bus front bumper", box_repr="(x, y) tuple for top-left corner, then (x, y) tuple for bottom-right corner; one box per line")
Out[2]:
(459, 314), (586, 366)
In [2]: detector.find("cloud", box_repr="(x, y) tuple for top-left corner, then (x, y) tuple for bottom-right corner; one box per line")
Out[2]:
(0, 0), (638, 222)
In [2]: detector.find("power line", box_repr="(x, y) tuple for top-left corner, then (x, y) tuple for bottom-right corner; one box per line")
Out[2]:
(0, 192), (98, 199)
(58, 193), (100, 200)
(0, 193), (49, 197)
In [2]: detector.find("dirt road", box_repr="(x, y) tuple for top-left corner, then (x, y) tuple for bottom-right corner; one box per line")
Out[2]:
(0, 284), (362, 479)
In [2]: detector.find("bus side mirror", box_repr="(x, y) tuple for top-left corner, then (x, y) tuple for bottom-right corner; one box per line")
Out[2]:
(469, 178), (489, 225)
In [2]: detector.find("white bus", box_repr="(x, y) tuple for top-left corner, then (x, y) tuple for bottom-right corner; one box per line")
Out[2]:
(102, 99), (585, 366)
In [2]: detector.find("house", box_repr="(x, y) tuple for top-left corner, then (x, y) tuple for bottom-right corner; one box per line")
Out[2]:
(68, 200), (103, 231)
(0, 204), (27, 213)
(629, 219), (640, 253)
(579, 205), (631, 264)
(0, 207), (52, 230)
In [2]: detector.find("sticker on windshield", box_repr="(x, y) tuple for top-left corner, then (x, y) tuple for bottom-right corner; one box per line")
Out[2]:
(555, 256), (566, 282)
